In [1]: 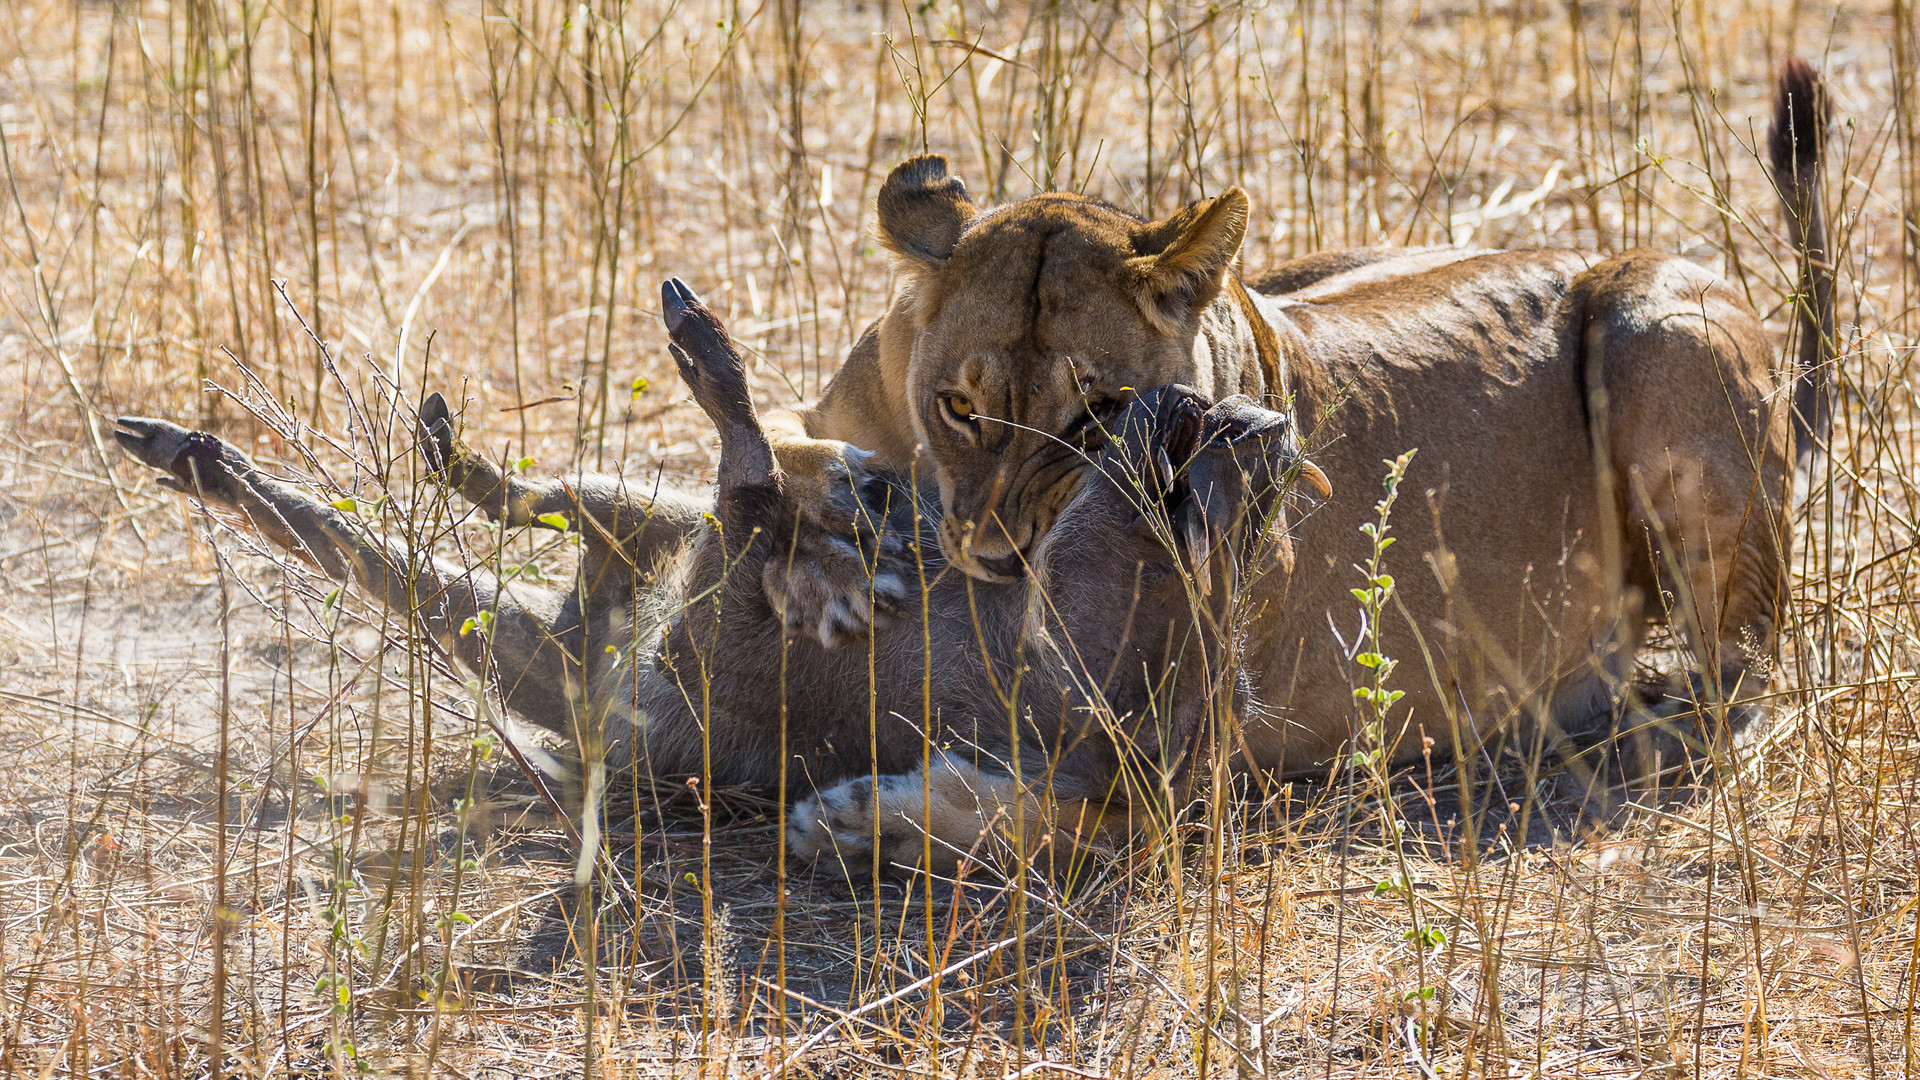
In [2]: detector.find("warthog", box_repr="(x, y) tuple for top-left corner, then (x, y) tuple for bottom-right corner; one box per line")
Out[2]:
(116, 280), (1313, 869)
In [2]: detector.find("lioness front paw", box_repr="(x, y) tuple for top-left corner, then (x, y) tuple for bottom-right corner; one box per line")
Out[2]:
(789, 756), (1020, 873)
(788, 773), (959, 873)
(761, 530), (911, 650)
(762, 438), (913, 649)
(788, 777), (880, 865)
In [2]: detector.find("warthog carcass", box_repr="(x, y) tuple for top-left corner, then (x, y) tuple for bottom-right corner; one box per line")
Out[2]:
(116, 281), (1315, 870)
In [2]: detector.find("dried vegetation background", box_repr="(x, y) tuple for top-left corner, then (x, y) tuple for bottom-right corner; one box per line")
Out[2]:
(0, 0), (1916, 1076)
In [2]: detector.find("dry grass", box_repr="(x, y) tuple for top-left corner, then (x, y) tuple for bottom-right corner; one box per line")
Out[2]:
(0, 0), (1915, 1076)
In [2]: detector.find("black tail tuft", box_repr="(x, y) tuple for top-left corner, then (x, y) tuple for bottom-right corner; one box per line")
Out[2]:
(1770, 57), (1827, 179)
(1768, 57), (1833, 468)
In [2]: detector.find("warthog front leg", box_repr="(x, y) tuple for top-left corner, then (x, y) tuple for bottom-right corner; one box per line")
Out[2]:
(114, 417), (590, 738)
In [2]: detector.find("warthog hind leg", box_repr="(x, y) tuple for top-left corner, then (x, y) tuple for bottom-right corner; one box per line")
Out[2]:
(114, 416), (589, 738)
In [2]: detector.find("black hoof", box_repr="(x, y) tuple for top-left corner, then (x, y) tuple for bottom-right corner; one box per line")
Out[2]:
(661, 277), (701, 335)
(114, 416), (194, 472)
(417, 391), (455, 475)
(660, 277), (750, 407)
(114, 417), (240, 491)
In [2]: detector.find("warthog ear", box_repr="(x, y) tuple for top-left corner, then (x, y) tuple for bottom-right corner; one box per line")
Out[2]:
(876, 155), (978, 267)
(1127, 189), (1249, 335)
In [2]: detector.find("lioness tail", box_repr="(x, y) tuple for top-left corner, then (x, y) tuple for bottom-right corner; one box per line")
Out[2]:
(1769, 56), (1833, 464)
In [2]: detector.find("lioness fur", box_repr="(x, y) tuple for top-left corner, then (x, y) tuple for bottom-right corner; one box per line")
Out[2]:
(773, 59), (1832, 788)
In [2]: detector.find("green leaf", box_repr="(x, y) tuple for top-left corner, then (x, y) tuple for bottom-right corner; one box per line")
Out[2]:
(330, 497), (358, 513)
(536, 512), (571, 530)
(1372, 574), (1395, 589)
(1351, 587), (1376, 605)
(322, 587), (341, 610)
(1355, 652), (1383, 668)
(513, 456), (535, 473)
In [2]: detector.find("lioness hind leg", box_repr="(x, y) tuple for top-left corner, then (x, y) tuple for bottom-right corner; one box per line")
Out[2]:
(1581, 255), (1791, 757)
(115, 417), (589, 738)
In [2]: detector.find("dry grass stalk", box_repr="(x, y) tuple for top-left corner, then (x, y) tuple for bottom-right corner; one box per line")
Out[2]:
(0, 0), (1912, 1076)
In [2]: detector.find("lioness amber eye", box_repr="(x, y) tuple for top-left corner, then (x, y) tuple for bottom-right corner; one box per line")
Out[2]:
(945, 394), (975, 421)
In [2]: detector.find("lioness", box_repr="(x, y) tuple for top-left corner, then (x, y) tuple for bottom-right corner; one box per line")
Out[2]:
(117, 282), (1309, 870)
(753, 60), (1831, 856)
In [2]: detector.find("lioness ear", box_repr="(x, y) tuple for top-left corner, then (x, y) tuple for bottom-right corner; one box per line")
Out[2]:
(1127, 189), (1249, 335)
(876, 155), (979, 268)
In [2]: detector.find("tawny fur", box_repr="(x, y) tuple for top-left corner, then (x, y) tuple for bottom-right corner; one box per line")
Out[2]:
(774, 60), (1832, 776)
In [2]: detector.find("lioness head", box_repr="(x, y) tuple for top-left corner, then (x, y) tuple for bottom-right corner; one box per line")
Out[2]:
(875, 155), (1265, 582)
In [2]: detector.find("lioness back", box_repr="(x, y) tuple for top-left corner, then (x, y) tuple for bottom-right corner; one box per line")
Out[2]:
(1241, 248), (1784, 768)
(782, 63), (1825, 780)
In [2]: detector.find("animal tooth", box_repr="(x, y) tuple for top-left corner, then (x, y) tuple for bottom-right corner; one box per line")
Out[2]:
(1185, 511), (1212, 597)
(1298, 459), (1333, 498)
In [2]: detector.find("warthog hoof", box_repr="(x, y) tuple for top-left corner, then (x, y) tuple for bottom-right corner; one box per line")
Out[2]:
(114, 417), (252, 497)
